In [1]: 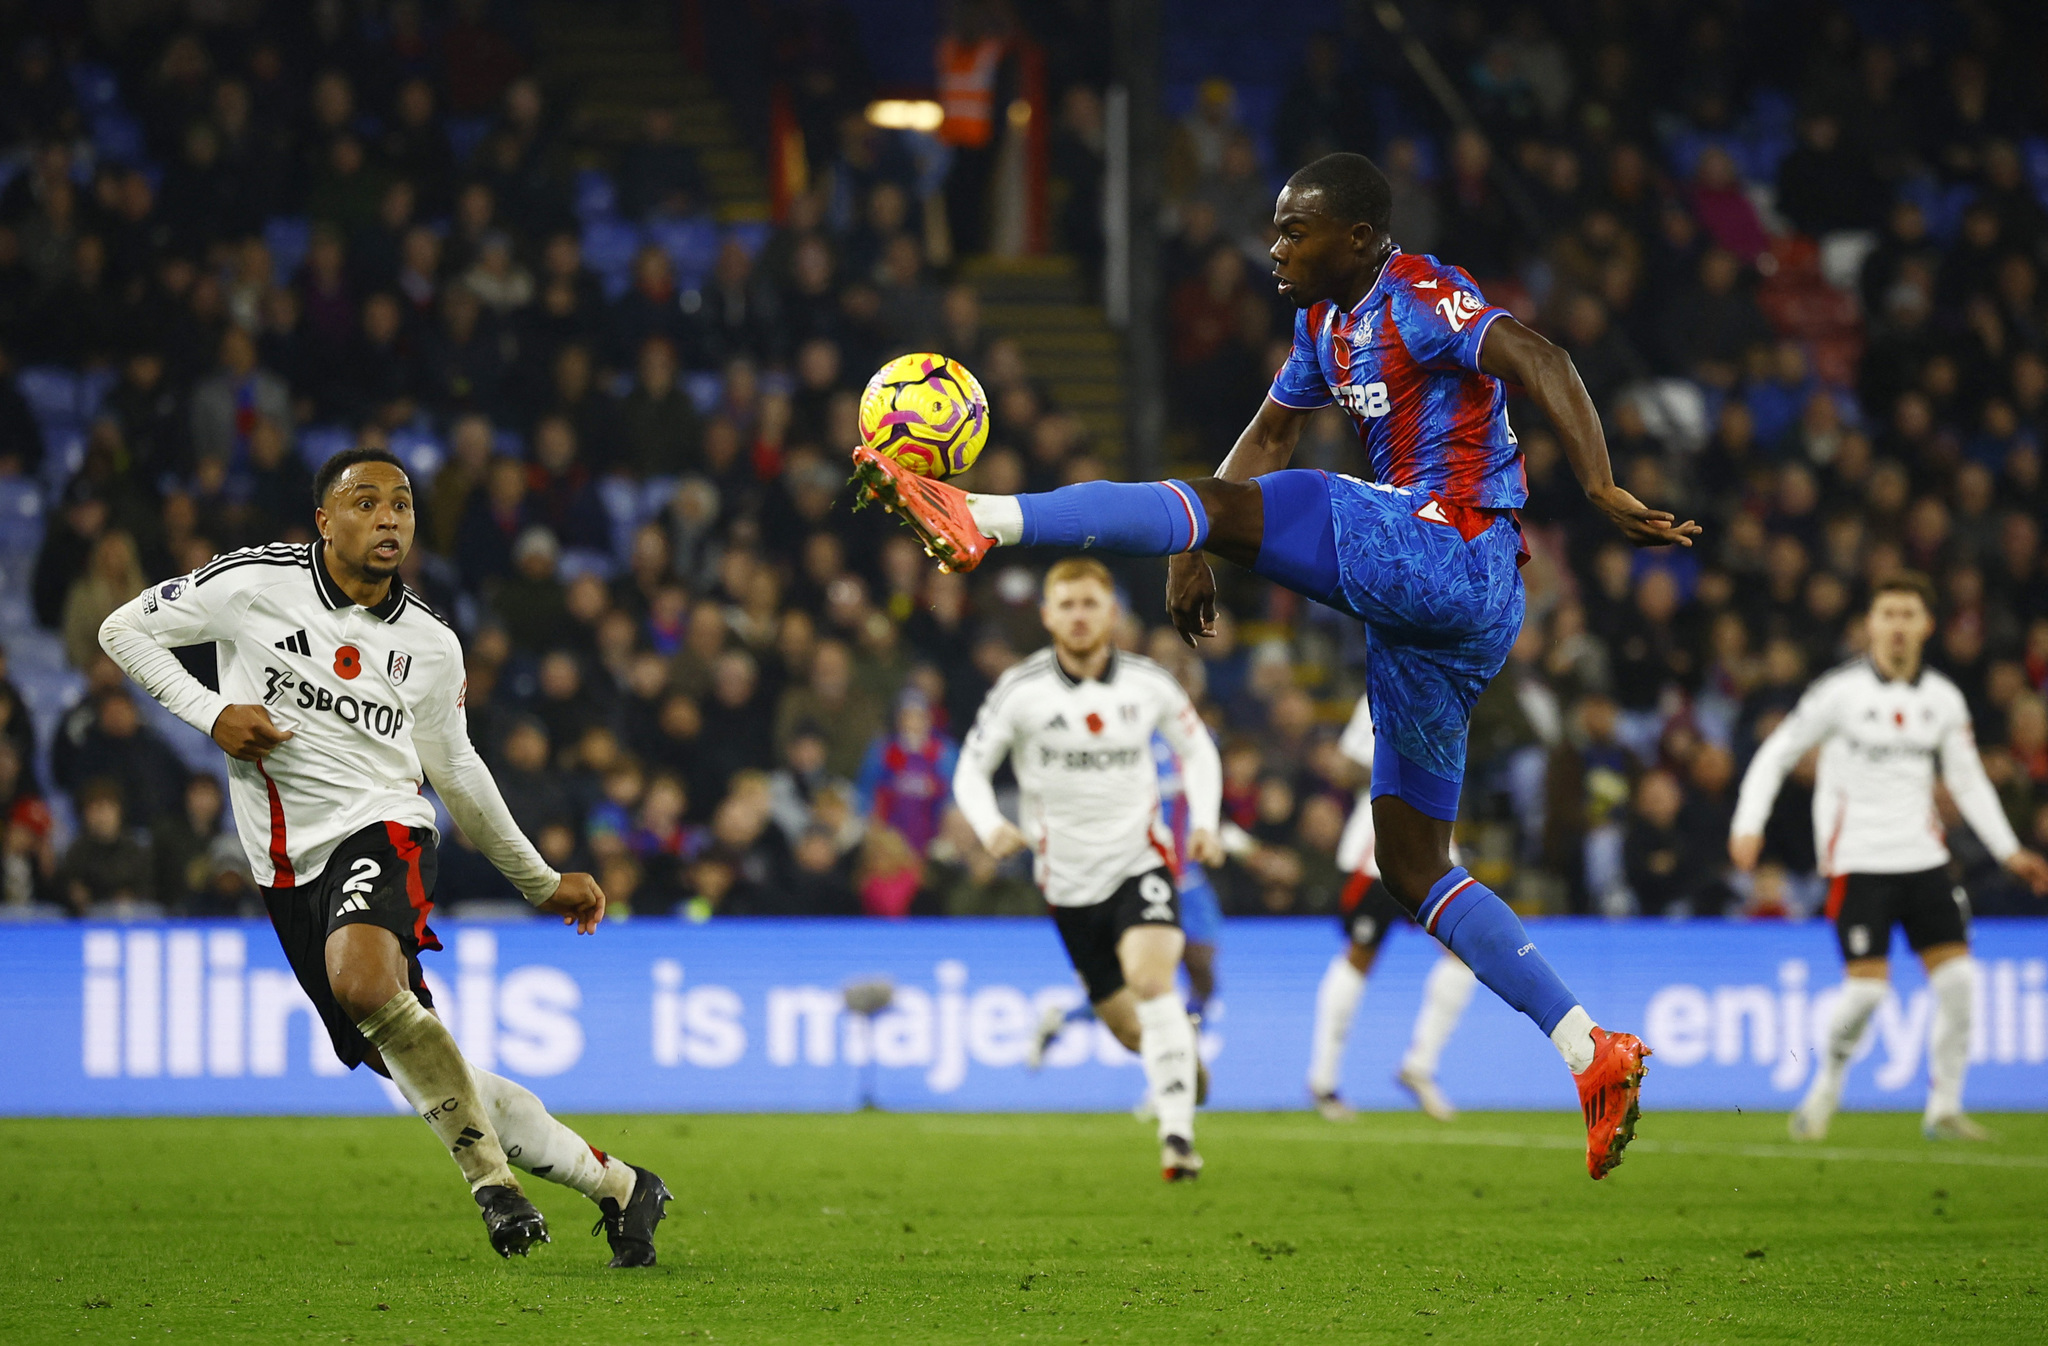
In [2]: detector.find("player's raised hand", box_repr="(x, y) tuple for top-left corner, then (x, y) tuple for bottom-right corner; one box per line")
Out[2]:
(982, 822), (1028, 860)
(1728, 833), (1763, 872)
(1167, 553), (1219, 646)
(1589, 484), (1701, 548)
(211, 704), (294, 761)
(540, 872), (607, 933)
(2004, 848), (2048, 896)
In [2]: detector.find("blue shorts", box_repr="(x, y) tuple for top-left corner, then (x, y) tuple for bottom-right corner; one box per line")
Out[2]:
(1252, 470), (1525, 820)
(1176, 862), (1224, 945)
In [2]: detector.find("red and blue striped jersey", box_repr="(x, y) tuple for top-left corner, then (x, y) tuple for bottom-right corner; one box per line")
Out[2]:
(1268, 248), (1525, 511)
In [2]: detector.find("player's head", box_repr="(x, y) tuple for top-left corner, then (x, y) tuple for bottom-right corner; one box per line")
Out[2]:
(1040, 557), (1118, 657)
(1270, 152), (1393, 308)
(313, 446), (414, 582)
(1867, 570), (1936, 671)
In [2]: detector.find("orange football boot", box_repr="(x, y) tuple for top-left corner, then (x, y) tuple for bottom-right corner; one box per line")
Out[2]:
(849, 445), (993, 573)
(1576, 1026), (1650, 1180)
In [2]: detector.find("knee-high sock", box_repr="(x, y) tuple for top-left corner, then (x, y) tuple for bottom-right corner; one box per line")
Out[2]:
(358, 991), (516, 1192)
(1307, 954), (1367, 1096)
(995, 479), (1209, 555)
(1803, 976), (1887, 1116)
(1136, 992), (1199, 1142)
(1925, 959), (1975, 1122)
(470, 1068), (635, 1207)
(1402, 956), (1478, 1078)
(1420, 867), (1590, 1071)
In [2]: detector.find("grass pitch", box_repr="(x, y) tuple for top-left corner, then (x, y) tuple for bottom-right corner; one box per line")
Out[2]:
(4, 1111), (2045, 1343)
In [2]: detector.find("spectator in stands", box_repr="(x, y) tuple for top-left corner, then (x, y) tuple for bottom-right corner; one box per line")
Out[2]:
(61, 530), (145, 671)
(525, 415), (611, 553)
(455, 454), (535, 586)
(189, 328), (290, 468)
(59, 779), (152, 916)
(619, 336), (702, 477)
(152, 772), (250, 916)
(856, 689), (959, 858)
(491, 526), (570, 653)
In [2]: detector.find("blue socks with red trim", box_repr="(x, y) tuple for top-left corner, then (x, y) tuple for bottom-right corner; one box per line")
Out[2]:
(1420, 867), (1583, 1052)
(1016, 480), (1209, 554)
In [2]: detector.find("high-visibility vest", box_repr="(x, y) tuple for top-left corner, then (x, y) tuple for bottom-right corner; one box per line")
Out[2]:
(936, 36), (1003, 148)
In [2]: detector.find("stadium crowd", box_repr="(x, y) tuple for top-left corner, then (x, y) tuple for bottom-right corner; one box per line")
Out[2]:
(3, 1), (2047, 926)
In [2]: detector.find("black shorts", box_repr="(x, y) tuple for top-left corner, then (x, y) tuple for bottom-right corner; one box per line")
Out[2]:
(261, 820), (441, 1071)
(1338, 871), (1411, 951)
(1052, 867), (1180, 1004)
(1825, 867), (1968, 962)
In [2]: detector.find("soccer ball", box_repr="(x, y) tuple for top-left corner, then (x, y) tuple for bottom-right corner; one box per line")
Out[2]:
(857, 353), (990, 479)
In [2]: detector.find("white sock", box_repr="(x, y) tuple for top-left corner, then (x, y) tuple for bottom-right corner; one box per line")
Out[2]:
(965, 493), (1022, 544)
(1402, 956), (1478, 1078)
(1925, 959), (1975, 1122)
(1307, 954), (1367, 1096)
(471, 1068), (636, 1207)
(1550, 1004), (1596, 1074)
(358, 991), (516, 1192)
(1805, 975), (1887, 1116)
(1135, 992), (1198, 1143)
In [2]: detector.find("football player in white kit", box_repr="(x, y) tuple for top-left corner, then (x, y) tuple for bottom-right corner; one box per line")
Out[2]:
(99, 449), (669, 1263)
(1306, 693), (1477, 1121)
(1731, 572), (2048, 1141)
(952, 558), (1224, 1180)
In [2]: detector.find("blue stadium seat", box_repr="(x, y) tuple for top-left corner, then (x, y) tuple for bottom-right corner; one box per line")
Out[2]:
(445, 115), (493, 167)
(389, 427), (446, 481)
(682, 372), (723, 415)
(297, 424), (352, 473)
(39, 422), (85, 488)
(0, 478), (44, 555)
(574, 169), (618, 221)
(581, 219), (642, 275)
(67, 62), (122, 113)
(558, 548), (617, 582)
(726, 221), (772, 257)
(264, 217), (313, 286)
(16, 366), (80, 423)
(91, 111), (146, 165)
(640, 475), (679, 522)
(76, 368), (116, 419)
(491, 429), (526, 460)
(648, 218), (721, 283)
(598, 477), (643, 558)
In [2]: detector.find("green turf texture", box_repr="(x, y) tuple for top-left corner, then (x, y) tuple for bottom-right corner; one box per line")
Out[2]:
(5, 1112), (2045, 1343)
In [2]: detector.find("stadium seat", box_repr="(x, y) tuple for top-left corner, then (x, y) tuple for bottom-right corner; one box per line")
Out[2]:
(297, 425), (352, 473)
(66, 61), (121, 112)
(16, 366), (80, 423)
(574, 169), (618, 221)
(582, 220), (642, 276)
(0, 478), (44, 555)
(682, 372), (723, 414)
(38, 422), (85, 488)
(389, 427), (446, 480)
(91, 111), (146, 165)
(599, 476), (643, 557)
(558, 548), (617, 582)
(726, 221), (772, 257)
(640, 475), (679, 522)
(76, 367), (117, 419)
(648, 218), (722, 284)
(490, 429), (526, 460)
(264, 217), (313, 286)
(445, 115), (493, 167)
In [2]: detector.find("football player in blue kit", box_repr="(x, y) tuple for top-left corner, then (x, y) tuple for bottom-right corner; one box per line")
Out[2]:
(854, 152), (1699, 1177)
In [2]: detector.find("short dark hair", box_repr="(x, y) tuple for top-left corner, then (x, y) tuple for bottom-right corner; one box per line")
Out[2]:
(1871, 570), (1936, 612)
(313, 447), (408, 506)
(1285, 152), (1393, 233)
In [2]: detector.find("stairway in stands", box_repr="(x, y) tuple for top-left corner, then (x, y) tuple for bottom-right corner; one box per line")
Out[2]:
(530, 1), (769, 222)
(966, 257), (1127, 465)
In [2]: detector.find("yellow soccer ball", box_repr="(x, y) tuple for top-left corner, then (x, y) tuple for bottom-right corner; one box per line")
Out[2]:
(857, 353), (990, 479)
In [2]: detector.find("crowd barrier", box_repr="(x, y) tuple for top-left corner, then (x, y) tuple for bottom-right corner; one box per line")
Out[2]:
(3, 918), (2044, 1115)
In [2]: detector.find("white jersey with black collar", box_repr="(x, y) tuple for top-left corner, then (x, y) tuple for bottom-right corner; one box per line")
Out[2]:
(953, 647), (1221, 908)
(1731, 657), (2019, 876)
(98, 541), (558, 899)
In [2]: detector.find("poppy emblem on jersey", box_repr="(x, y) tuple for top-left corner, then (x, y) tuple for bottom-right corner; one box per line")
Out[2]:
(158, 579), (186, 602)
(334, 645), (362, 680)
(387, 651), (411, 685)
(1085, 711), (1104, 735)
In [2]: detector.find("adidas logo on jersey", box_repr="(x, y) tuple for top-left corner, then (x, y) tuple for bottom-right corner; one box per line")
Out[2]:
(274, 629), (310, 655)
(1046, 714), (1067, 730)
(336, 894), (371, 915)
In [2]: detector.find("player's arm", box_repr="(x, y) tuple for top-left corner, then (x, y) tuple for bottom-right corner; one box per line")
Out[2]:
(97, 568), (293, 761)
(1156, 691), (1224, 865)
(951, 690), (1024, 858)
(1728, 684), (1838, 870)
(1478, 317), (1700, 549)
(1937, 704), (2048, 894)
(409, 662), (599, 932)
(1169, 303), (1326, 644)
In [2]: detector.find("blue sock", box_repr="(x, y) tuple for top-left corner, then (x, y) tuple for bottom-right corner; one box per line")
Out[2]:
(1017, 479), (1209, 554)
(1419, 867), (1579, 1035)
(1062, 1003), (1096, 1026)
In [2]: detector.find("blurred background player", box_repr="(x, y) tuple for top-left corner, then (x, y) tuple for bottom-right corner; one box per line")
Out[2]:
(953, 558), (1222, 1180)
(858, 152), (1693, 1177)
(1308, 692), (1476, 1122)
(1731, 573), (2048, 1142)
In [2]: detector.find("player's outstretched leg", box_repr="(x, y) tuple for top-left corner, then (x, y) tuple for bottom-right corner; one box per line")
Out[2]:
(1028, 1000), (1096, 1070)
(1397, 955), (1477, 1123)
(1306, 947), (1367, 1120)
(1793, 973), (1885, 1141)
(470, 1069), (672, 1265)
